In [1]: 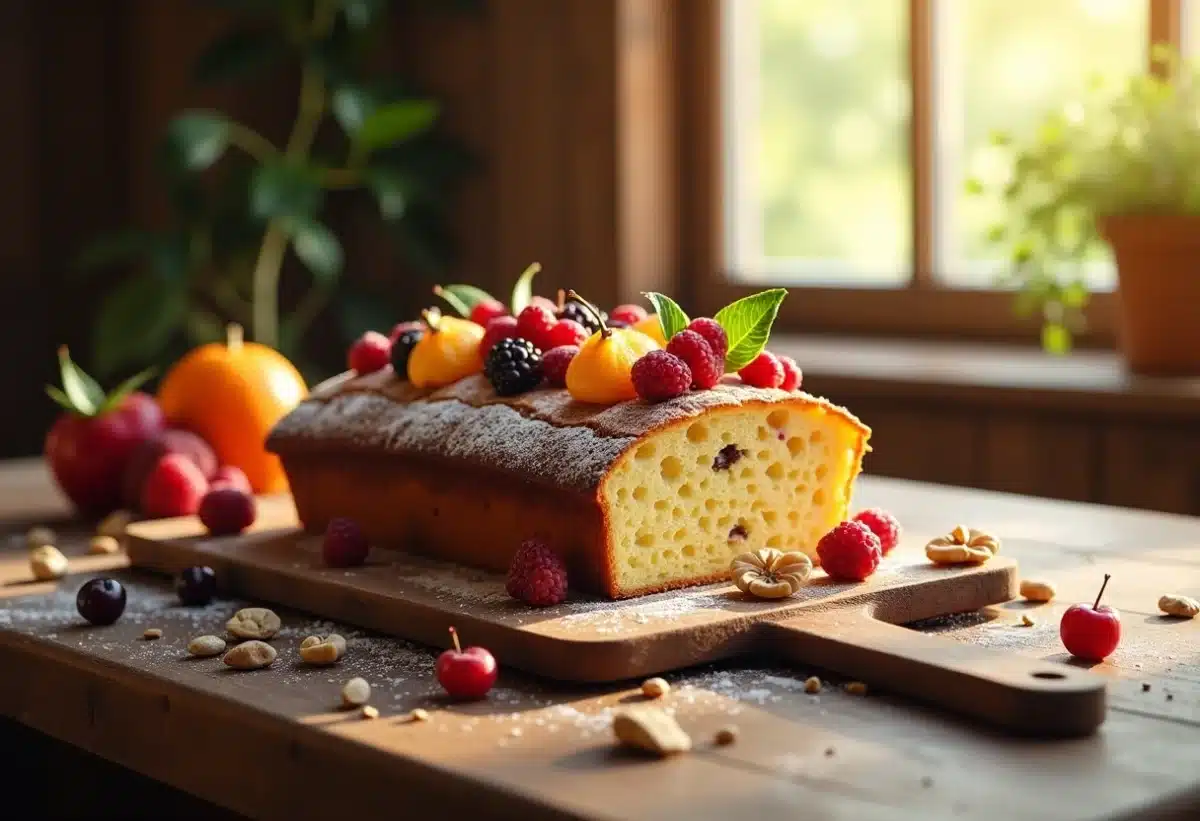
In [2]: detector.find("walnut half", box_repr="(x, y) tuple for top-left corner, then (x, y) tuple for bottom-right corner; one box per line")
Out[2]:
(730, 548), (813, 599)
(925, 525), (1001, 566)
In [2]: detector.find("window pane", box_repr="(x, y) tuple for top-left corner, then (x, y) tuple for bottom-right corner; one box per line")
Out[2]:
(939, 0), (1145, 289)
(724, 0), (911, 286)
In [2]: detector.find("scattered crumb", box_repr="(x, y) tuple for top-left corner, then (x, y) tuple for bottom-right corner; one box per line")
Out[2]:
(803, 676), (821, 694)
(408, 708), (429, 723)
(509, 727), (522, 738)
(1142, 682), (1151, 693)
(713, 726), (738, 746)
(361, 705), (379, 720)
(1167, 693), (1174, 701)
(641, 677), (670, 699)
(824, 746), (836, 757)
(88, 535), (121, 555)
(845, 681), (868, 696)
(1020, 614), (1035, 627)
(143, 628), (163, 640)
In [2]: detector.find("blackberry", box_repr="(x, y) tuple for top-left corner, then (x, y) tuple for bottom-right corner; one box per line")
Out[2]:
(558, 301), (606, 336)
(391, 328), (423, 378)
(485, 337), (543, 396)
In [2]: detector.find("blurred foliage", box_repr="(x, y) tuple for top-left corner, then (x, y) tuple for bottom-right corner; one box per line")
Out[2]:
(79, 0), (478, 382)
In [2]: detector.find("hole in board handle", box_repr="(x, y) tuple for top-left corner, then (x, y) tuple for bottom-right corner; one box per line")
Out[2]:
(1032, 671), (1067, 680)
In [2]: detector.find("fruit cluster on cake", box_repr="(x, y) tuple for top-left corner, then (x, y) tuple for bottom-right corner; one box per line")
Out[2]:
(267, 268), (871, 600)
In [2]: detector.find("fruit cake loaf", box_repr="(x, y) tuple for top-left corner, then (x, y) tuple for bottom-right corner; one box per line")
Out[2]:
(267, 369), (871, 599)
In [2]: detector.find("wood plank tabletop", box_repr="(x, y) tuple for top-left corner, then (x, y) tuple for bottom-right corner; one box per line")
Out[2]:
(2, 458), (1199, 820)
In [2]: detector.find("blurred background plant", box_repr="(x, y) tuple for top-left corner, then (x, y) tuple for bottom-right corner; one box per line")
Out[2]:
(79, 0), (477, 382)
(969, 45), (1200, 354)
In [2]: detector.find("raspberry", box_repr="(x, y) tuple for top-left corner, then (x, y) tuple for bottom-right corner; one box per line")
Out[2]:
(198, 487), (257, 536)
(852, 508), (901, 555)
(322, 517), (369, 568)
(485, 337), (543, 396)
(506, 539), (568, 606)
(558, 301), (605, 335)
(738, 351), (784, 388)
(686, 318), (728, 365)
(391, 327), (424, 378)
(545, 319), (589, 349)
(516, 304), (558, 350)
(541, 345), (579, 387)
(210, 465), (251, 494)
(469, 299), (508, 327)
(122, 429), (217, 508)
(348, 331), (392, 375)
(666, 330), (722, 390)
(610, 304), (649, 325)
(632, 350), (692, 402)
(141, 454), (208, 519)
(817, 521), (882, 582)
(778, 355), (803, 392)
(479, 316), (519, 360)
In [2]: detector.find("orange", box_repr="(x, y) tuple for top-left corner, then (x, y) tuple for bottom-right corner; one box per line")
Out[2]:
(565, 327), (660, 404)
(633, 315), (668, 347)
(408, 314), (485, 388)
(157, 324), (307, 494)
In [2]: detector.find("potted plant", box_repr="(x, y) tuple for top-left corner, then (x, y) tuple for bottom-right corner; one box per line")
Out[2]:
(971, 46), (1200, 375)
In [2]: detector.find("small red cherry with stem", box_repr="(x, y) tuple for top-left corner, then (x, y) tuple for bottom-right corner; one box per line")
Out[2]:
(1060, 573), (1121, 662)
(436, 626), (497, 700)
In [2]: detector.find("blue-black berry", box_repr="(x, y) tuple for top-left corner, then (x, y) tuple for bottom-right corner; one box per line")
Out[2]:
(176, 565), (217, 606)
(558, 302), (606, 336)
(77, 578), (126, 625)
(391, 328), (423, 378)
(485, 337), (543, 396)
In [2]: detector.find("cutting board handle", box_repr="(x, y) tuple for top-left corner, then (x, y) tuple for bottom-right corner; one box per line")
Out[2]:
(757, 609), (1107, 738)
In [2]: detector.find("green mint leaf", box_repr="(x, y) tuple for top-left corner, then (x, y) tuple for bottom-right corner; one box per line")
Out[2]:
(714, 289), (788, 371)
(45, 386), (76, 414)
(97, 367), (157, 415)
(642, 292), (690, 340)
(435, 284), (497, 318)
(509, 262), (542, 315)
(57, 347), (103, 416)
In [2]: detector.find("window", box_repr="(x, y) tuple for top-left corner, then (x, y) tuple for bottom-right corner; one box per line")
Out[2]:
(689, 0), (1188, 342)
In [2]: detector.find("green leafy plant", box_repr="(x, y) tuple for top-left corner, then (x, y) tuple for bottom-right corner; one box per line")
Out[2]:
(81, 0), (476, 378)
(968, 45), (1200, 353)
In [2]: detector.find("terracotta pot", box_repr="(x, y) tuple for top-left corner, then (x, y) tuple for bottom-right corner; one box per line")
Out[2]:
(1099, 214), (1200, 375)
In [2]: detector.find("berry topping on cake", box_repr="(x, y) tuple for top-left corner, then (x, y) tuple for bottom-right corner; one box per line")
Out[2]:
(506, 539), (569, 607)
(632, 350), (692, 402)
(738, 351), (785, 389)
(469, 298), (509, 327)
(407, 310), (485, 388)
(564, 291), (662, 404)
(611, 304), (649, 325)
(852, 508), (900, 555)
(541, 345), (579, 387)
(545, 318), (589, 349)
(199, 486), (257, 536)
(778, 355), (803, 392)
(817, 521), (882, 582)
(686, 317), (729, 365)
(390, 327), (424, 378)
(141, 453), (208, 518)
(485, 337), (544, 396)
(558, 299), (606, 335)
(516, 303), (558, 350)
(666, 330), (722, 390)
(479, 315), (520, 360)
(348, 331), (392, 375)
(322, 517), (369, 568)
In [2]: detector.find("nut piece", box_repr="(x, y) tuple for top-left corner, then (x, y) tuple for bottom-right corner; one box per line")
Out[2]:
(1019, 579), (1056, 602)
(1020, 614), (1036, 627)
(612, 707), (692, 756)
(713, 726), (738, 746)
(97, 510), (134, 540)
(730, 548), (813, 599)
(342, 677), (371, 708)
(223, 640), (277, 670)
(641, 677), (670, 699)
(143, 628), (163, 640)
(925, 526), (1001, 565)
(30, 545), (69, 580)
(299, 634), (346, 666)
(845, 681), (868, 696)
(226, 607), (281, 640)
(1158, 594), (1200, 619)
(804, 676), (822, 694)
(361, 705), (380, 720)
(87, 535), (121, 556)
(408, 708), (430, 722)
(26, 526), (56, 550)
(187, 635), (227, 657)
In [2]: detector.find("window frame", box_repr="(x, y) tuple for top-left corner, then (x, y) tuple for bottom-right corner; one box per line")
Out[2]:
(677, 0), (1183, 346)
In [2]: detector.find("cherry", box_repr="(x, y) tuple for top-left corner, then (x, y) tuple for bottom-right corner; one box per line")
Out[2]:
(435, 626), (497, 700)
(199, 487), (257, 536)
(1060, 573), (1121, 662)
(76, 578), (127, 626)
(176, 566), (217, 607)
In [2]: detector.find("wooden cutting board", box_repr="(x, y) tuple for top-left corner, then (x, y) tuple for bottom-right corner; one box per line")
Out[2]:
(126, 495), (1106, 738)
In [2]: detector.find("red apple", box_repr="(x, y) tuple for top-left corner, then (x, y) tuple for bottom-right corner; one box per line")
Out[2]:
(44, 347), (164, 517)
(435, 626), (497, 700)
(1060, 573), (1121, 662)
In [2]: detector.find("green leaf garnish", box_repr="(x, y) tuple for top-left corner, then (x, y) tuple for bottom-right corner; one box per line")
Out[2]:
(714, 289), (788, 371)
(57, 346), (104, 416)
(509, 262), (542, 315)
(97, 366), (157, 415)
(434, 284), (498, 318)
(642, 292), (690, 340)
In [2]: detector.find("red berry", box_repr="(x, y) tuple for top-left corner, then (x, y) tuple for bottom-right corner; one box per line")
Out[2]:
(545, 319), (589, 349)
(610, 304), (649, 325)
(816, 521), (882, 582)
(198, 487), (257, 536)
(122, 429), (218, 509)
(666, 330), (722, 390)
(1060, 574), (1121, 662)
(322, 517), (369, 568)
(529, 295), (558, 314)
(516, 304), (558, 350)
(470, 299), (509, 327)
(479, 315), (520, 360)
(778, 355), (803, 392)
(541, 345), (579, 387)
(210, 465), (251, 494)
(686, 318), (728, 365)
(348, 331), (392, 375)
(506, 539), (569, 606)
(389, 321), (423, 344)
(632, 350), (692, 402)
(140, 454), (209, 519)
(436, 626), (497, 700)
(739, 351), (785, 389)
(852, 508), (901, 555)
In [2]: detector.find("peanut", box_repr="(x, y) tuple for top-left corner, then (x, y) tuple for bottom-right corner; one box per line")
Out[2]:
(846, 681), (868, 696)
(612, 707), (691, 756)
(361, 705), (380, 720)
(143, 628), (163, 640)
(187, 635), (227, 657)
(408, 708), (430, 722)
(223, 640), (276, 670)
(1158, 594), (1200, 619)
(804, 676), (822, 694)
(30, 545), (68, 580)
(87, 535), (121, 556)
(226, 607), (281, 640)
(298, 634), (346, 666)
(1019, 579), (1057, 602)
(641, 677), (670, 699)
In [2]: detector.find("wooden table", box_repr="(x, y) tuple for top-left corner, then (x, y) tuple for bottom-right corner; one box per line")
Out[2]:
(2, 458), (1199, 821)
